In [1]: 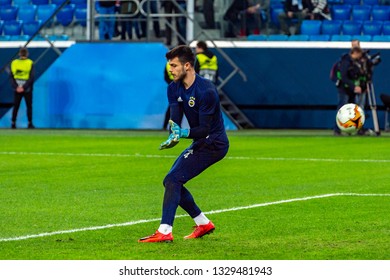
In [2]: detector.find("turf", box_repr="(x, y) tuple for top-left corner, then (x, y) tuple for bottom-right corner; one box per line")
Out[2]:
(0, 129), (389, 260)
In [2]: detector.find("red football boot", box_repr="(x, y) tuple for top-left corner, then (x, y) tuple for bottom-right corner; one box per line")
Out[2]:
(138, 231), (173, 243)
(184, 221), (215, 239)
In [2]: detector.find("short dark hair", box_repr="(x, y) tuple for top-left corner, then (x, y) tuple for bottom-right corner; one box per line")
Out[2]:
(166, 45), (195, 67)
(19, 47), (28, 57)
(196, 41), (208, 51)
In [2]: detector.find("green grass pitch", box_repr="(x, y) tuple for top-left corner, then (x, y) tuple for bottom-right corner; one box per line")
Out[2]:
(0, 129), (389, 260)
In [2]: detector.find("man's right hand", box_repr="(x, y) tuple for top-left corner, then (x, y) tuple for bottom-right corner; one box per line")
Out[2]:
(16, 86), (24, 93)
(354, 86), (362, 94)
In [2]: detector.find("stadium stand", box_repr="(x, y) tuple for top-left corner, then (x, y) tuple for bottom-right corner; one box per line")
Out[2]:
(70, 0), (86, 8)
(14, 0), (31, 5)
(22, 19), (41, 36)
(343, 0), (361, 5)
(0, 0), (12, 6)
(288, 34), (310, 41)
(321, 20), (342, 35)
(309, 34), (331, 41)
(372, 34), (390, 40)
(267, 34), (289, 41)
(18, 4), (37, 22)
(350, 34), (372, 41)
(247, 34), (267, 41)
(363, 0), (379, 5)
(332, 5), (352, 20)
(10, 34), (29, 40)
(0, 5), (18, 21)
(382, 20), (390, 34)
(51, 0), (67, 5)
(342, 20), (363, 35)
(270, 4), (284, 28)
(300, 20), (322, 35)
(352, 5), (372, 21)
(37, 4), (56, 24)
(74, 5), (86, 27)
(1, 0), (390, 42)
(32, 0), (49, 5)
(362, 20), (383, 35)
(371, 5), (390, 21)
(3, 19), (22, 35)
(331, 34), (353, 41)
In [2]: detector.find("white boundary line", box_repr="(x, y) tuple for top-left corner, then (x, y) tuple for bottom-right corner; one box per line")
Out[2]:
(1, 151), (390, 163)
(0, 193), (389, 243)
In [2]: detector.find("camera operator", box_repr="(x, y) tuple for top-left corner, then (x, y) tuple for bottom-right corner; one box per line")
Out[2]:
(349, 40), (382, 135)
(333, 46), (365, 135)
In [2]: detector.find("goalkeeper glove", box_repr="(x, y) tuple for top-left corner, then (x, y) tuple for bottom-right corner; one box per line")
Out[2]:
(159, 133), (179, 150)
(169, 120), (189, 139)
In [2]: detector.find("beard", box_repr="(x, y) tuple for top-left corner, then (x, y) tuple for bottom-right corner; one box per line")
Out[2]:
(173, 66), (186, 83)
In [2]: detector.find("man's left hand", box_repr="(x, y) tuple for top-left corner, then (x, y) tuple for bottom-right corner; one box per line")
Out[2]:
(169, 120), (189, 139)
(159, 133), (179, 150)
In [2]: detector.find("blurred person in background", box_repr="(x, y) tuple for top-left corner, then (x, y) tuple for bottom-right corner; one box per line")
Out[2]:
(10, 47), (35, 129)
(223, 0), (269, 37)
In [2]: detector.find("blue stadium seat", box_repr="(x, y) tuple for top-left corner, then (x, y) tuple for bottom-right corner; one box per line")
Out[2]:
(31, 34), (46, 40)
(372, 34), (390, 41)
(371, 5), (390, 21)
(14, 0), (31, 5)
(342, 20), (362, 35)
(350, 34), (372, 41)
(0, 6), (18, 21)
(3, 20), (22, 35)
(300, 20), (322, 35)
(0, 19), (3, 33)
(0, 35), (10, 40)
(363, 0), (379, 5)
(48, 34), (69, 41)
(22, 20), (41, 36)
(332, 5), (352, 21)
(56, 4), (75, 27)
(0, 0), (12, 6)
(247, 34), (267, 41)
(267, 34), (289, 41)
(10, 34), (29, 40)
(343, 0), (361, 4)
(382, 21), (390, 35)
(362, 20), (383, 35)
(309, 34), (331, 41)
(321, 20), (342, 35)
(51, 0), (67, 5)
(352, 5), (372, 21)
(331, 34), (352, 41)
(18, 4), (37, 22)
(74, 6), (86, 27)
(32, 0), (49, 5)
(70, 0), (86, 8)
(37, 4), (56, 25)
(288, 34), (309, 41)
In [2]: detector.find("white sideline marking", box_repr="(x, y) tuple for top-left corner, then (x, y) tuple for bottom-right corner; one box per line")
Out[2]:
(1, 151), (390, 163)
(0, 193), (389, 243)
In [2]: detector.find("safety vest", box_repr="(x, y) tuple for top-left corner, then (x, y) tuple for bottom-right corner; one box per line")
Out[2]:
(196, 53), (218, 83)
(11, 58), (33, 81)
(166, 62), (174, 81)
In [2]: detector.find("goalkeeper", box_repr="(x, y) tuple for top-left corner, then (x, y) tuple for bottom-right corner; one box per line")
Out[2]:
(139, 45), (229, 243)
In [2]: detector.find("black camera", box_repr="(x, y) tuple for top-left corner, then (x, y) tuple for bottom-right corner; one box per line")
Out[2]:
(368, 52), (381, 66)
(361, 50), (381, 81)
